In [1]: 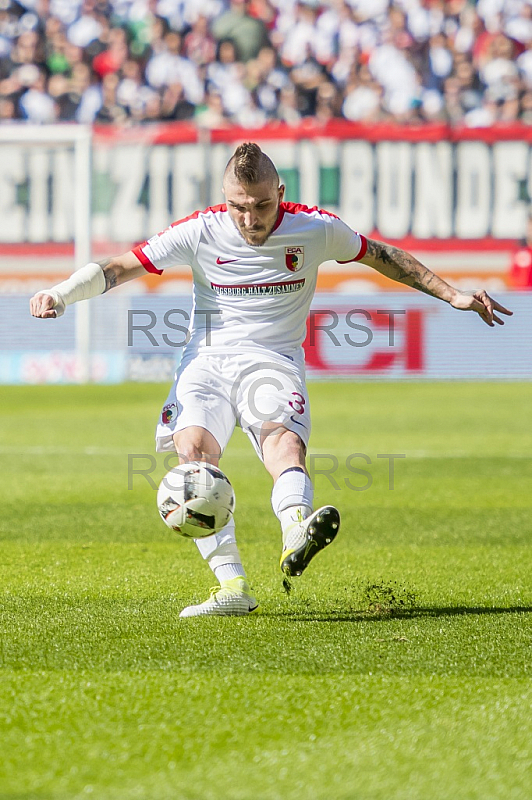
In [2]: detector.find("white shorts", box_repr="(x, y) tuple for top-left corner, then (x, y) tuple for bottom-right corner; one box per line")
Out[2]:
(155, 350), (311, 459)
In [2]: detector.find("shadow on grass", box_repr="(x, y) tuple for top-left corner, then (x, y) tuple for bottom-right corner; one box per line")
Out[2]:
(261, 606), (532, 622)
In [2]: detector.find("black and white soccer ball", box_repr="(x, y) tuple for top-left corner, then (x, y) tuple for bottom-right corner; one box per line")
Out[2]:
(157, 462), (235, 539)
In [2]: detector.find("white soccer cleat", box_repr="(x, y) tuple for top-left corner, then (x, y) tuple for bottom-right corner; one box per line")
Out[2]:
(179, 577), (259, 618)
(280, 505), (340, 577)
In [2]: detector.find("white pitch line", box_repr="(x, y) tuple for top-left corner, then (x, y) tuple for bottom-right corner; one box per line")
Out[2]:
(0, 445), (258, 456)
(0, 446), (530, 459)
(0, 445), (130, 455)
(404, 450), (532, 459)
(306, 450), (531, 460)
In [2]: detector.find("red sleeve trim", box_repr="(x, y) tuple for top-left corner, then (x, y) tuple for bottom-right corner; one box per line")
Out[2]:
(132, 244), (164, 275)
(337, 234), (368, 264)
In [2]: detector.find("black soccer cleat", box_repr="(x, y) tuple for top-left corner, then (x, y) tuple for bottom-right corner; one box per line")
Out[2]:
(280, 505), (340, 577)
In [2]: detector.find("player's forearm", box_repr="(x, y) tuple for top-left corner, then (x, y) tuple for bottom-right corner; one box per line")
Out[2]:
(39, 262), (106, 316)
(52, 252), (143, 302)
(97, 254), (146, 292)
(30, 252), (144, 318)
(361, 239), (458, 303)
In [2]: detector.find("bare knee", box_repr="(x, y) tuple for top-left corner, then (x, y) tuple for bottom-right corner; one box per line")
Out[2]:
(173, 426), (221, 466)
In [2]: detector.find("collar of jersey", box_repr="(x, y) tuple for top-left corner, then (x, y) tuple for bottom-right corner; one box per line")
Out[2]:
(272, 204), (285, 233)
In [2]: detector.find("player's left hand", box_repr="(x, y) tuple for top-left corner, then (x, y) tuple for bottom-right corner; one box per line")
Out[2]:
(450, 289), (513, 327)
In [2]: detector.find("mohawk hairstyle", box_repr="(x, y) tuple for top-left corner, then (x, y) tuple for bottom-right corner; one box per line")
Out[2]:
(226, 142), (279, 186)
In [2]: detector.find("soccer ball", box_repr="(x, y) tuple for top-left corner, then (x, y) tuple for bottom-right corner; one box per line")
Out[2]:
(157, 462), (235, 539)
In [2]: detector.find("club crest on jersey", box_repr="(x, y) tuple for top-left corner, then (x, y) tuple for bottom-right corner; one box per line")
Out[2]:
(285, 246), (304, 272)
(162, 403), (177, 424)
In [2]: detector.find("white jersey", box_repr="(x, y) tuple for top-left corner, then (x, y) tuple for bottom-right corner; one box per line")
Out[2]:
(133, 202), (367, 357)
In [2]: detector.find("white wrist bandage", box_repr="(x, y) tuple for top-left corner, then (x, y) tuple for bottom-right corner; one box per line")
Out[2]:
(39, 262), (106, 317)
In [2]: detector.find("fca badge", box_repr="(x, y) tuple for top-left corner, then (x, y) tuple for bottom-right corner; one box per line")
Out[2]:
(285, 246), (304, 272)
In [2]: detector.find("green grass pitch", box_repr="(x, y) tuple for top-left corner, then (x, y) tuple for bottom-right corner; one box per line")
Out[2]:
(0, 381), (531, 800)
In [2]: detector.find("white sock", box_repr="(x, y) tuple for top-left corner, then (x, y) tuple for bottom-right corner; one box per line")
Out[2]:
(195, 518), (237, 559)
(271, 469), (314, 546)
(271, 469), (314, 518)
(213, 562), (246, 583)
(194, 519), (247, 583)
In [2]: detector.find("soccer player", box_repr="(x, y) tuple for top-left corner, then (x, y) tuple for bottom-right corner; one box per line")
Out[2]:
(30, 142), (512, 617)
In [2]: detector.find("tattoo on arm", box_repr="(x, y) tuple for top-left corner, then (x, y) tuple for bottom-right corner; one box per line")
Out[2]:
(364, 239), (452, 301)
(100, 261), (118, 293)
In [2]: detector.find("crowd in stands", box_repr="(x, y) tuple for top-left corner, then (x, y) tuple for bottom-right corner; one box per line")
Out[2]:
(0, 0), (531, 128)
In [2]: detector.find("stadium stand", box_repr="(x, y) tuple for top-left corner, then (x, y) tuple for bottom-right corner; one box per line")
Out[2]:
(0, 0), (530, 127)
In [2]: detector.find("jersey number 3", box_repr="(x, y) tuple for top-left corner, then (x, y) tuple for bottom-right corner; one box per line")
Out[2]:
(289, 392), (306, 415)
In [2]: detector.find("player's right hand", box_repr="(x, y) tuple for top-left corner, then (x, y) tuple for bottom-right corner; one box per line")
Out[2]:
(30, 292), (60, 319)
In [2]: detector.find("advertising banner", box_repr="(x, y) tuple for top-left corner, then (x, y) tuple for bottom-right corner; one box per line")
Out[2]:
(3, 292), (530, 384)
(0, 123), (530, 245)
